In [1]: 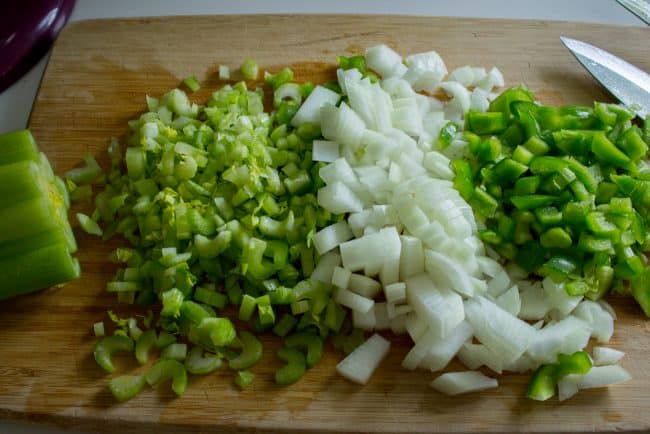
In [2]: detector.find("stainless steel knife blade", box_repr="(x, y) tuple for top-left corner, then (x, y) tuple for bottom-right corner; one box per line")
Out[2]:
(560, 36), (650, 118)
(616, 0), (650, 25)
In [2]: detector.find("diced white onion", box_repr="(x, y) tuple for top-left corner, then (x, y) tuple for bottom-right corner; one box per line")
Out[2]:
(335, 288), (374, 314)
(592, 347), (625, 366)
(312, 140), (340, 162)
(312, 221), (353, 255)
(430, 371), (498, 396)
(291, 85), (340, 127)
(336, 333), (391, 384)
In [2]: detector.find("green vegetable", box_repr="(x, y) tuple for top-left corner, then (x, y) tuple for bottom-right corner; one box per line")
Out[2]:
(183, 75), (201, 92)
(135, 329), (157, 364)
(185, 346), (222, 374)
(93, 335), (134, 373)
(527, 351), (593, 401)
(0, 130), (79, 300)
(108, 375), (146, 402)
(234, 370), (255, 389)
(241, 59), (259, 80)
(461, 89), (650, 309)
(145, 359), (188, 396)
(275, 347), (306, 385)
(228, 331), (262, 370)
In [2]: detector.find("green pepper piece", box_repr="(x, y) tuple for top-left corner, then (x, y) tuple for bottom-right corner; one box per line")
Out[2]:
(465, 111), (508, 135)
(93, 335), (134, 373)
(185, 346), (222, 375)
(451, 160), (475, 201)
(145, 359), (188, 396)
(540, 227), (572, 248)
(591, 132), (633, 170)
(515, 241), (547, 272)
(556, 351), (593, 379)
(108, 375), (146, 402)
(586, 212), (619, 238)
(617, 127), (648, 161)
(512, 145), (535, 165)
(540, 255), (579, 282)
(228, 331), (263, 370)
(510, 194), (556, 210)
(526, 364), (557, 401)
(578, 233), (613, 253)
(523, 136), (550, 156)
(566, 280), (592, 296)
(514, 175), (540, 195)
(529, 156), (568, 175)
(488, 86), (535, 119)
(469, 187), (498, 218)
(631, 267), (650, 316)
(534, 206), (562, 227)
(491, 158), (529, 184)
(552, 130), (593, 156)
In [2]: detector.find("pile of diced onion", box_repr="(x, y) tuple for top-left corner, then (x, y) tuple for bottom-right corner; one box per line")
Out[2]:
(293, 45), (630, 398)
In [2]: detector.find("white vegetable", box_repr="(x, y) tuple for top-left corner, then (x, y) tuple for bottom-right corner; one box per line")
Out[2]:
(374, 302), (390, 330)
(312, 140), (340, 162)
(317, 181), (364, 214)
(573, 300), (614, 343)
(470, 87), (490, 112)
(422, 151), (454, 180)
(403, 51), (447, 93)
(405, 312), (428, 341)
(439, 82), (471, 120)
(353, 306), (376, 331)
(558, 374), (581, 401)
(379, 227), (402, 285)
(477, 256), (503, 278)
(218, 65), (230, 80)
(331, 266), (352, 290)
(385, 282), (406, 304)
(291, 85), (340, 127)
(335, 288), (374, 314)
(464, 296), (535, 364)
(337, 67), (363, 95)
(518, 282), (552, 320)
(458, 343), (504, 374)
(406, 273), (464, 338)
(365, 44), (405, 78)
(320, 102), (366, 148)
(430, 371), (498, 396)
(592, 347), (625, 366)
(424, 250), (475, 297)
(420, 321), (473, 372)
(495, 285), (521, 316)
(312, 221), (353, 255)
(339, 231), (386, 273)
(390, 313), (408, 334)
(527, 316), (592, 364)
(336, 333), (391, 384)
(310, 250), (340, 283)
(486, 268), (511, 297)
(477, 66), (505, 91)
(577, 365), (631, 389)
(348, 273), (382, 299)
(399, 235), (425, 280)
(542, 277), (582, 317)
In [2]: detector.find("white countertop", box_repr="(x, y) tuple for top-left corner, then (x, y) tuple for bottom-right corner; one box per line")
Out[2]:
(0, 0), (645, 433)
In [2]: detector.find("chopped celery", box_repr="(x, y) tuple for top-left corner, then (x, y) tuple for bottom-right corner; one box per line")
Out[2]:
(109, 375), (146, 402)
(235, 370), (255, 389)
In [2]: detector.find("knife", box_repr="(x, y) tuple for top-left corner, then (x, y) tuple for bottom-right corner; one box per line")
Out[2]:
(560, 36), (650, 118)
(616, 0), (650, 25)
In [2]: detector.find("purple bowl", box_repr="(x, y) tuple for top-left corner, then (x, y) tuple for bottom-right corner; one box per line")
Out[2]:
(0, 0), (76, 92)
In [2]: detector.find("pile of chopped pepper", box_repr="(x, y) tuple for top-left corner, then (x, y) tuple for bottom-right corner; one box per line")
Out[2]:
(457, 86), (650, 314)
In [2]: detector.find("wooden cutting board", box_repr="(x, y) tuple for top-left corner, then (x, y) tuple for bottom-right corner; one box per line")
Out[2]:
(1, 15), (649, 434)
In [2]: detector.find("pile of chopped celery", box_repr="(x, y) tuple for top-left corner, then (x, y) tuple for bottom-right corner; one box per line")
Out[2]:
(87, 64), (363, 400)
(0, 129), (80, 300)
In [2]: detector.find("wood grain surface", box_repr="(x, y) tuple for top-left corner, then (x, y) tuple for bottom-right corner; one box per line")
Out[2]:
(1, 15), (649, 434)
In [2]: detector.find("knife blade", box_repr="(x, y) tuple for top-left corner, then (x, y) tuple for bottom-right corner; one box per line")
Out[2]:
(616, 0), (650, 25)
(560, 36), (650, 118)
